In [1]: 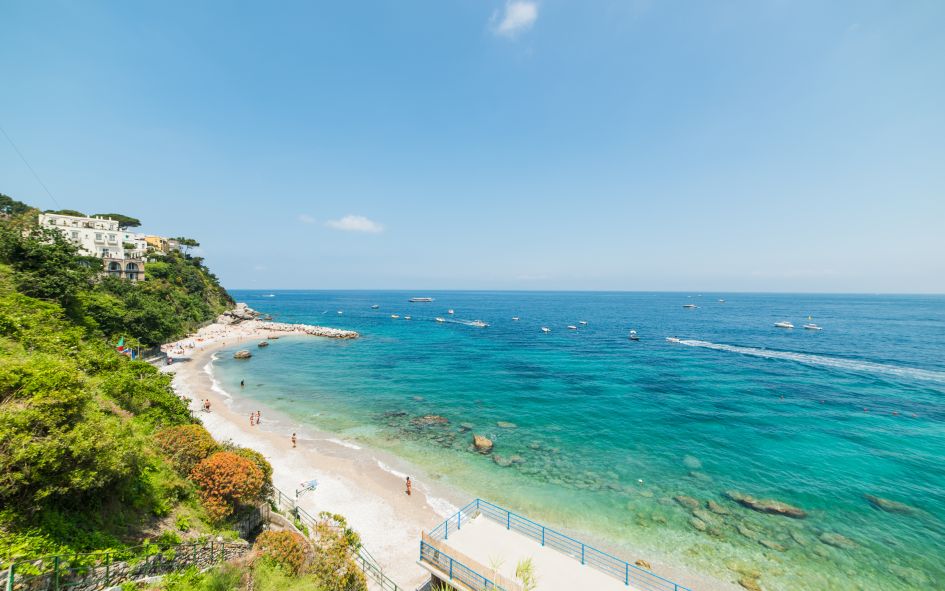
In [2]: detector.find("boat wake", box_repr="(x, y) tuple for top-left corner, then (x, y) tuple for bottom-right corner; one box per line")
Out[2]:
(674, 339), (945, 384)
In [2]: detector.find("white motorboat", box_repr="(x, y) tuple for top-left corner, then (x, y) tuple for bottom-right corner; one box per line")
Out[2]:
(541, 327), (551, 333)
(579, 320), (587, 325)
(774, 321), (794, 329)
(470, 320), (488, 328)
(337, 310), (343, 314)
(448, 309), (454, 315)
(718, 299), (725, 303)
(391, 314), (400, 319)
(803, 323), (822, 330)
(567, 325), (577, 330)
(665, 336), (681, 343)
(404, 316), (411, 320)
(683, 304), (698, 309)
(371, 304), (379, 309)
(629, 330), (639, 341)
(512, 316), (520, 321)
(435, 317), (445, 323)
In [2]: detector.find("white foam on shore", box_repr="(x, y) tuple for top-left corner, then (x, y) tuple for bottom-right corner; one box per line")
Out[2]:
(376, 459), (409, 480)
(419, 486), (459, 518)
(676, 339), (945, 384)
(326, 438), (362, 450)
(202, 353), (233, 400)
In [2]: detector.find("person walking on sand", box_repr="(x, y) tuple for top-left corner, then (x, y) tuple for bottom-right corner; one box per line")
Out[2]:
(291, 433), (297, 448)
(255, 410), (261, 424)
(405, 477), (412, 496)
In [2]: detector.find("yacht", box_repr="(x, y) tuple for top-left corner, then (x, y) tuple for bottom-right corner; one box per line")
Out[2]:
(435, 317), (445, 323)
(470, 320), (488, 328)
(409, 297), (434, 303)
(683, 304), (698, 309)
(448, 309), (454, 315)
(579, 320), (587, 325)
(371, 304), (379, 309)
(774, 321), (794, 329)
(391, 314), (400, 319)
(512, 316), (520, 321)
(541, 327), (551, 333)
(803, 323), (823, 331)
(567, 325), (578, 330)
(629, 330), (639, 341)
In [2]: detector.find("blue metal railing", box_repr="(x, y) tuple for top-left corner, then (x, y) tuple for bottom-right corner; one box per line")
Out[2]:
(427, 499), (693, 591)
(419, 538), (511, 591)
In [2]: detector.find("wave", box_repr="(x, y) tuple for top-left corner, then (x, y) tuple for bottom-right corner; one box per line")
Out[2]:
(202, 353), (232, 399)
(675, 339), (945, 384)
(326, 438), (362, 450)
(375, 459), (408, 479)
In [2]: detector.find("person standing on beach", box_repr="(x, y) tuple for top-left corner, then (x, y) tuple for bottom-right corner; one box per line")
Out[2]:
(240, 379), (244, 387)
(405, 477), (412, 496)
(250, 413), (255, 426)
(291, 433), (297, 448)
(256, 410), (261, 424)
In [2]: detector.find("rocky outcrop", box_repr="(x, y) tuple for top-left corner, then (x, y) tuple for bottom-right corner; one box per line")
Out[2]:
(688, 517), (707, 531)
(473, 434), (493, 453)
(819, 532), (856, 549)
(725, 490), (807, 519)
(674, 495), (701, 510)
(233, 350), (252, 359)
(218, 303), (259, 325)
(257, 341), (269, 347)
(411, 415), (449, 427)
(864, 494), (916, 515)
(707, 500), (731, 515)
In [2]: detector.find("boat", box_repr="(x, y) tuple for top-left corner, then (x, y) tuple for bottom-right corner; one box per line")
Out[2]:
(371, 304), (379, 309)
(470, 320), (488, 328)
(512, 316), (520, 321)
(567, 325), (577, 330)
(391, 314), (400, 319)
(337, 310), (343, 315)
(665, 336), (681, 343)
(579, 320), (587, 325)
(718, 299), (725, 303)
(541, 327), (551, 333)
(435, 317), (445, 323)
(448, 309), (454, 315)
(404, 316), (412, 320)
(263, 294), (275, 298)
(409, 297), (434, 303)
(774, 321), (794, 329)
(803, 323), (822, 330)
(629, 330), (639, 341)
(683, 304), (698, 309)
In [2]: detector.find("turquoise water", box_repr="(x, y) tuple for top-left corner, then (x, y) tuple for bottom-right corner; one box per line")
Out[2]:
(216, 291), (945, 590)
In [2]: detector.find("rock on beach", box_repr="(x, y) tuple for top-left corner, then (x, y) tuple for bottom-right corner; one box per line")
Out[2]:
(472, 434), (493, 453)
(725, 490), (807, 519)
(233, 350), (252, 359)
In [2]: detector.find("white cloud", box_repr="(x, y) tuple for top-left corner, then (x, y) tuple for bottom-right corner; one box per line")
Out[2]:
(492, 1), (538, 37)
(326, 215), (384, 234)
(298, 213), (316, 224)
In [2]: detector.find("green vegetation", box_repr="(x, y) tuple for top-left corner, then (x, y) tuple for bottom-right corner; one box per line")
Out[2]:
(44, 208), (86, 217)
(93, 213), (141, 228)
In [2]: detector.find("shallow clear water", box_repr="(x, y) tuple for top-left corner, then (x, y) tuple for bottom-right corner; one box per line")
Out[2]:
(215, 291), (945, 590)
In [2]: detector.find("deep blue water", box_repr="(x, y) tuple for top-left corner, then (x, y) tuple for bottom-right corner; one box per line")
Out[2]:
(216, 291), (945, 590)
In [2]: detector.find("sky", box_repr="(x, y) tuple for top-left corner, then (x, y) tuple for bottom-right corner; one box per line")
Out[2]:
(2, 1), (944, 293)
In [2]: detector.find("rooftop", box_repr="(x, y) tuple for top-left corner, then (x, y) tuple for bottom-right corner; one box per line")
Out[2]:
(418, 500), (692, 591)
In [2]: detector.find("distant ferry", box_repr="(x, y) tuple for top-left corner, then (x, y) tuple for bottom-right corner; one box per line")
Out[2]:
(409, 297), (434, 303)
(774, 321), (794, 329)
(683, 304), (698, 309)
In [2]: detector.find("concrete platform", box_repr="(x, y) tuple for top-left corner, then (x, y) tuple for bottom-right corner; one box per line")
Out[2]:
(437, 514), (640, 591)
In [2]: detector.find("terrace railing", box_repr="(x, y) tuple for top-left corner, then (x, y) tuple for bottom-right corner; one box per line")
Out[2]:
(427, 499), (694, 591)
(419, 533), (521, 591)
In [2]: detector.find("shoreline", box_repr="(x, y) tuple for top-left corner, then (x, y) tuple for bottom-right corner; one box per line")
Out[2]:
(161, 314), (740, 591)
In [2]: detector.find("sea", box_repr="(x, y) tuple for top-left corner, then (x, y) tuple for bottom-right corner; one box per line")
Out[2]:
(212, 291), (945, 590)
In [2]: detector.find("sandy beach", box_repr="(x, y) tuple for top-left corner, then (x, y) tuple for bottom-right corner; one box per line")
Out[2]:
(161, 318), (458, 588)
(160, 315), (740, 591)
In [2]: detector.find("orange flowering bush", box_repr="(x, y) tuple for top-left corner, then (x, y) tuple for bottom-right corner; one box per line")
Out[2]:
(254, 530), (309, 575)
(154, 424), (218, 475)
(190, 451), (264, 521)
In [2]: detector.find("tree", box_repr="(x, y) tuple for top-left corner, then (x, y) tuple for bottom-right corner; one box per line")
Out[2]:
(45, 209), (86, 217)
(174, 237), (199, 254)
(0, 193), (32, 217)
(190, 451), (264, 521)
(94, 213), (141, 228)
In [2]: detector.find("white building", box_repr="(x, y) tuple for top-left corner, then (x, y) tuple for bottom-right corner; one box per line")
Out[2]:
(38, 212), (148, 281)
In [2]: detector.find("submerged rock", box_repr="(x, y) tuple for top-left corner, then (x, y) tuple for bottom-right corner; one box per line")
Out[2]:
(819, 532), (856, 549)
(683, 455), (702, 469)
(496, 421), (518, 429)
(864, 494), (916, 515)
(509, 454), (525, 464)
(493, 454), (513, 467)
(688, 517), (707, 532)
(674, 495), (701, 510)
(473, 434), (493, 453)
(707, 500), (731, 515)
(738, 576), (763, 591)
(725, 490), (807, 519)
(233, 350), (252, 359)
(737, 524), (762, 541)
(759, 539), (786, 552)
(411, 415), (449, 427)
(458, 422), (474, 432)
(688, 471), (712, 482)
(692, 509), (715, 523)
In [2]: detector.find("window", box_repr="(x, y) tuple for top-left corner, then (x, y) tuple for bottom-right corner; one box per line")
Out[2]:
(71, 231), (79, 239)
(95, 233), (102, 241)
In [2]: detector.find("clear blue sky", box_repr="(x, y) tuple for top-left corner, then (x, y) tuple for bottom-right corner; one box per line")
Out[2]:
(2, 1), (943, 292)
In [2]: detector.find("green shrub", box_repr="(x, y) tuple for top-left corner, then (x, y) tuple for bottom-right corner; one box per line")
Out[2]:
(254, 530), (309, 575)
